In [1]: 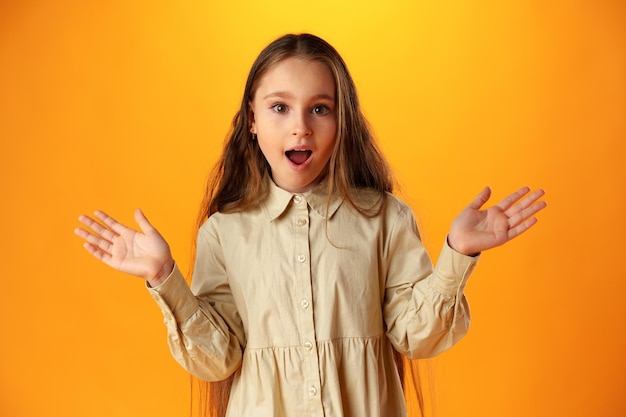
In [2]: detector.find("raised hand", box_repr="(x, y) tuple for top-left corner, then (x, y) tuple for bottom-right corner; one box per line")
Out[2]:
(448, 187), (547, 256)
(74, 209), (174, 287)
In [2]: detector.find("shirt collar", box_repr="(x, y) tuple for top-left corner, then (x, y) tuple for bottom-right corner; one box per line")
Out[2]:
(263, 176), (343, 221)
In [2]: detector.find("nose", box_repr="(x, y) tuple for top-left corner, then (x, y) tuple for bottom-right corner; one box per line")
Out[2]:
(292, 111), (312, 137)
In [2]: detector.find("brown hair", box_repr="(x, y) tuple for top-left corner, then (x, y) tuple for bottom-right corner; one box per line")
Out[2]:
(190, 33), (427, 417)
(197, 33), (392, 221)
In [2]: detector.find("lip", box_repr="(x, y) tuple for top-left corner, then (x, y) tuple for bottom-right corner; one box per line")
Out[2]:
(285, 147), (313, 171)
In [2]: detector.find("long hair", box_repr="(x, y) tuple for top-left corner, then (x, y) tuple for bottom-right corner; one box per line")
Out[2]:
(190, 33), (428, 417)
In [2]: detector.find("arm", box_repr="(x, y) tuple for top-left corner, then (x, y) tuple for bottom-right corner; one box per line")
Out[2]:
(384, 187), (546, 358)
(148, 262), (243, 381)
(75, 210), (244, 380)
(383, 206), (477, 359)
(148, 220), (244, 381)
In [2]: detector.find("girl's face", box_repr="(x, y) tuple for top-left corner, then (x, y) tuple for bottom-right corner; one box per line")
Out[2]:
(249, 57), (337, 193)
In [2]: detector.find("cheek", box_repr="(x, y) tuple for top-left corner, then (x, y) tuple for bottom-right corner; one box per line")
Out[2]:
(312, 116), (337, 135)
(321, 122), (338, 146)
(256, 116), (283, 135)
(256, 138), (281, 163)
(319, 136), (337, 160)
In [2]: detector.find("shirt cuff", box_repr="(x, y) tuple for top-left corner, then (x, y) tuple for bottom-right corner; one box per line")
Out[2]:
(146, 264), (199, 324)
(429, 239), (479, 297)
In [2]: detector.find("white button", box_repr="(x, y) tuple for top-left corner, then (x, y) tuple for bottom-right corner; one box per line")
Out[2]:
(293, 195), (302, 204)
(300, 299), (310, 309)
(297, 253), (307, 263)
(308, 386), (318, 396)
(304, 341), (313, 350)
(296, 218), (307, 226)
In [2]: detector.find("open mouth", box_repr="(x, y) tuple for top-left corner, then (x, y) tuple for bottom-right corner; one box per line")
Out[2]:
(286, 149), (312, 165)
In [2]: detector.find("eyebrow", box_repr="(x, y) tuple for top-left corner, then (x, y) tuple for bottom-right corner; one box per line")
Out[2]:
(262, 91), (335, 101)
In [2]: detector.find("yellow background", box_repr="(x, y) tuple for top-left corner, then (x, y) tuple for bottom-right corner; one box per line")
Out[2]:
(1, 1), (624, 416)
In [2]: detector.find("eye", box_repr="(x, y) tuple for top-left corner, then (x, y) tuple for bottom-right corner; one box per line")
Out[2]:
(271, 103), (288, 113)
(312, 105), (331, 115)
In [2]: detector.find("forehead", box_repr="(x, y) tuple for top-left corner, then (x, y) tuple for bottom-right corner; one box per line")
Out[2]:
(254, 57), (336, 99)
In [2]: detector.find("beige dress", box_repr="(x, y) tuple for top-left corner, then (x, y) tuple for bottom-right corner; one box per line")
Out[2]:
(148, 178), (478, 417)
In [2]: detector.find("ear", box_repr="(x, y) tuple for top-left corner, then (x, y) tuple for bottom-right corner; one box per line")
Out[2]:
(248, 101), (257, 134)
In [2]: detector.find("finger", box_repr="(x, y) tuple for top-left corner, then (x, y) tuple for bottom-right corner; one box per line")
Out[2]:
(94, 210), (127, 235)
(507, 217), (539, 241)
(77, 214), (119, 241)
(496, 186), (531, 211)
(505, 189), (546, 215)
(74, 226), (114, 254)
(74, 225), (95, 241)
(505, 189), (547, 228)
(134, 208), (156, 234)
(82, 241), (113, 264)
(507, 199), (548, 229)
(467, 187), (492, 210)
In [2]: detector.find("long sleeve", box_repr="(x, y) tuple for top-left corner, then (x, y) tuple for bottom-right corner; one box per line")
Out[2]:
(383, 204), (478, 359)
(144, 180), (479, 416)
(147, 221), (245, 381)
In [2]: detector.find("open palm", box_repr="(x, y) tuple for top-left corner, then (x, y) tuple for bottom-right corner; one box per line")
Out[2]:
(75, 209), (174, 286)
(449, 187), (547, 256)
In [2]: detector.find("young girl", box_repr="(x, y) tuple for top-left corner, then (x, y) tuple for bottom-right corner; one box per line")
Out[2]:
(75, 33), (546, 417)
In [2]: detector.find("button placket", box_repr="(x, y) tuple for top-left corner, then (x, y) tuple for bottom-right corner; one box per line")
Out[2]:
(291, 195), (323, 409)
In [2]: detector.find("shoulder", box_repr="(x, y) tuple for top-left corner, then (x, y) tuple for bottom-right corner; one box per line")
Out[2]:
(348, 188), (413, 217)
(384, 192), (413, 214)
(341, 189), (419, 239)
(201, 205), (266, 236)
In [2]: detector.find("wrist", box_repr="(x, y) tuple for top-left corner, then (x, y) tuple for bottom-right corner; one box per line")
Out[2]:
(447, 236), (480, 257)
(147, 259), (175, 288)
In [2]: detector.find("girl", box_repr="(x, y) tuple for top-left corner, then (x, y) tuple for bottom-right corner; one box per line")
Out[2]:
(75, 33), (546, 417)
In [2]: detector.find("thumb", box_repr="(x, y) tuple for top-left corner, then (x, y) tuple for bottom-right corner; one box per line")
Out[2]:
(134, 208), (156, 233)
(467, 186), (492, 210)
